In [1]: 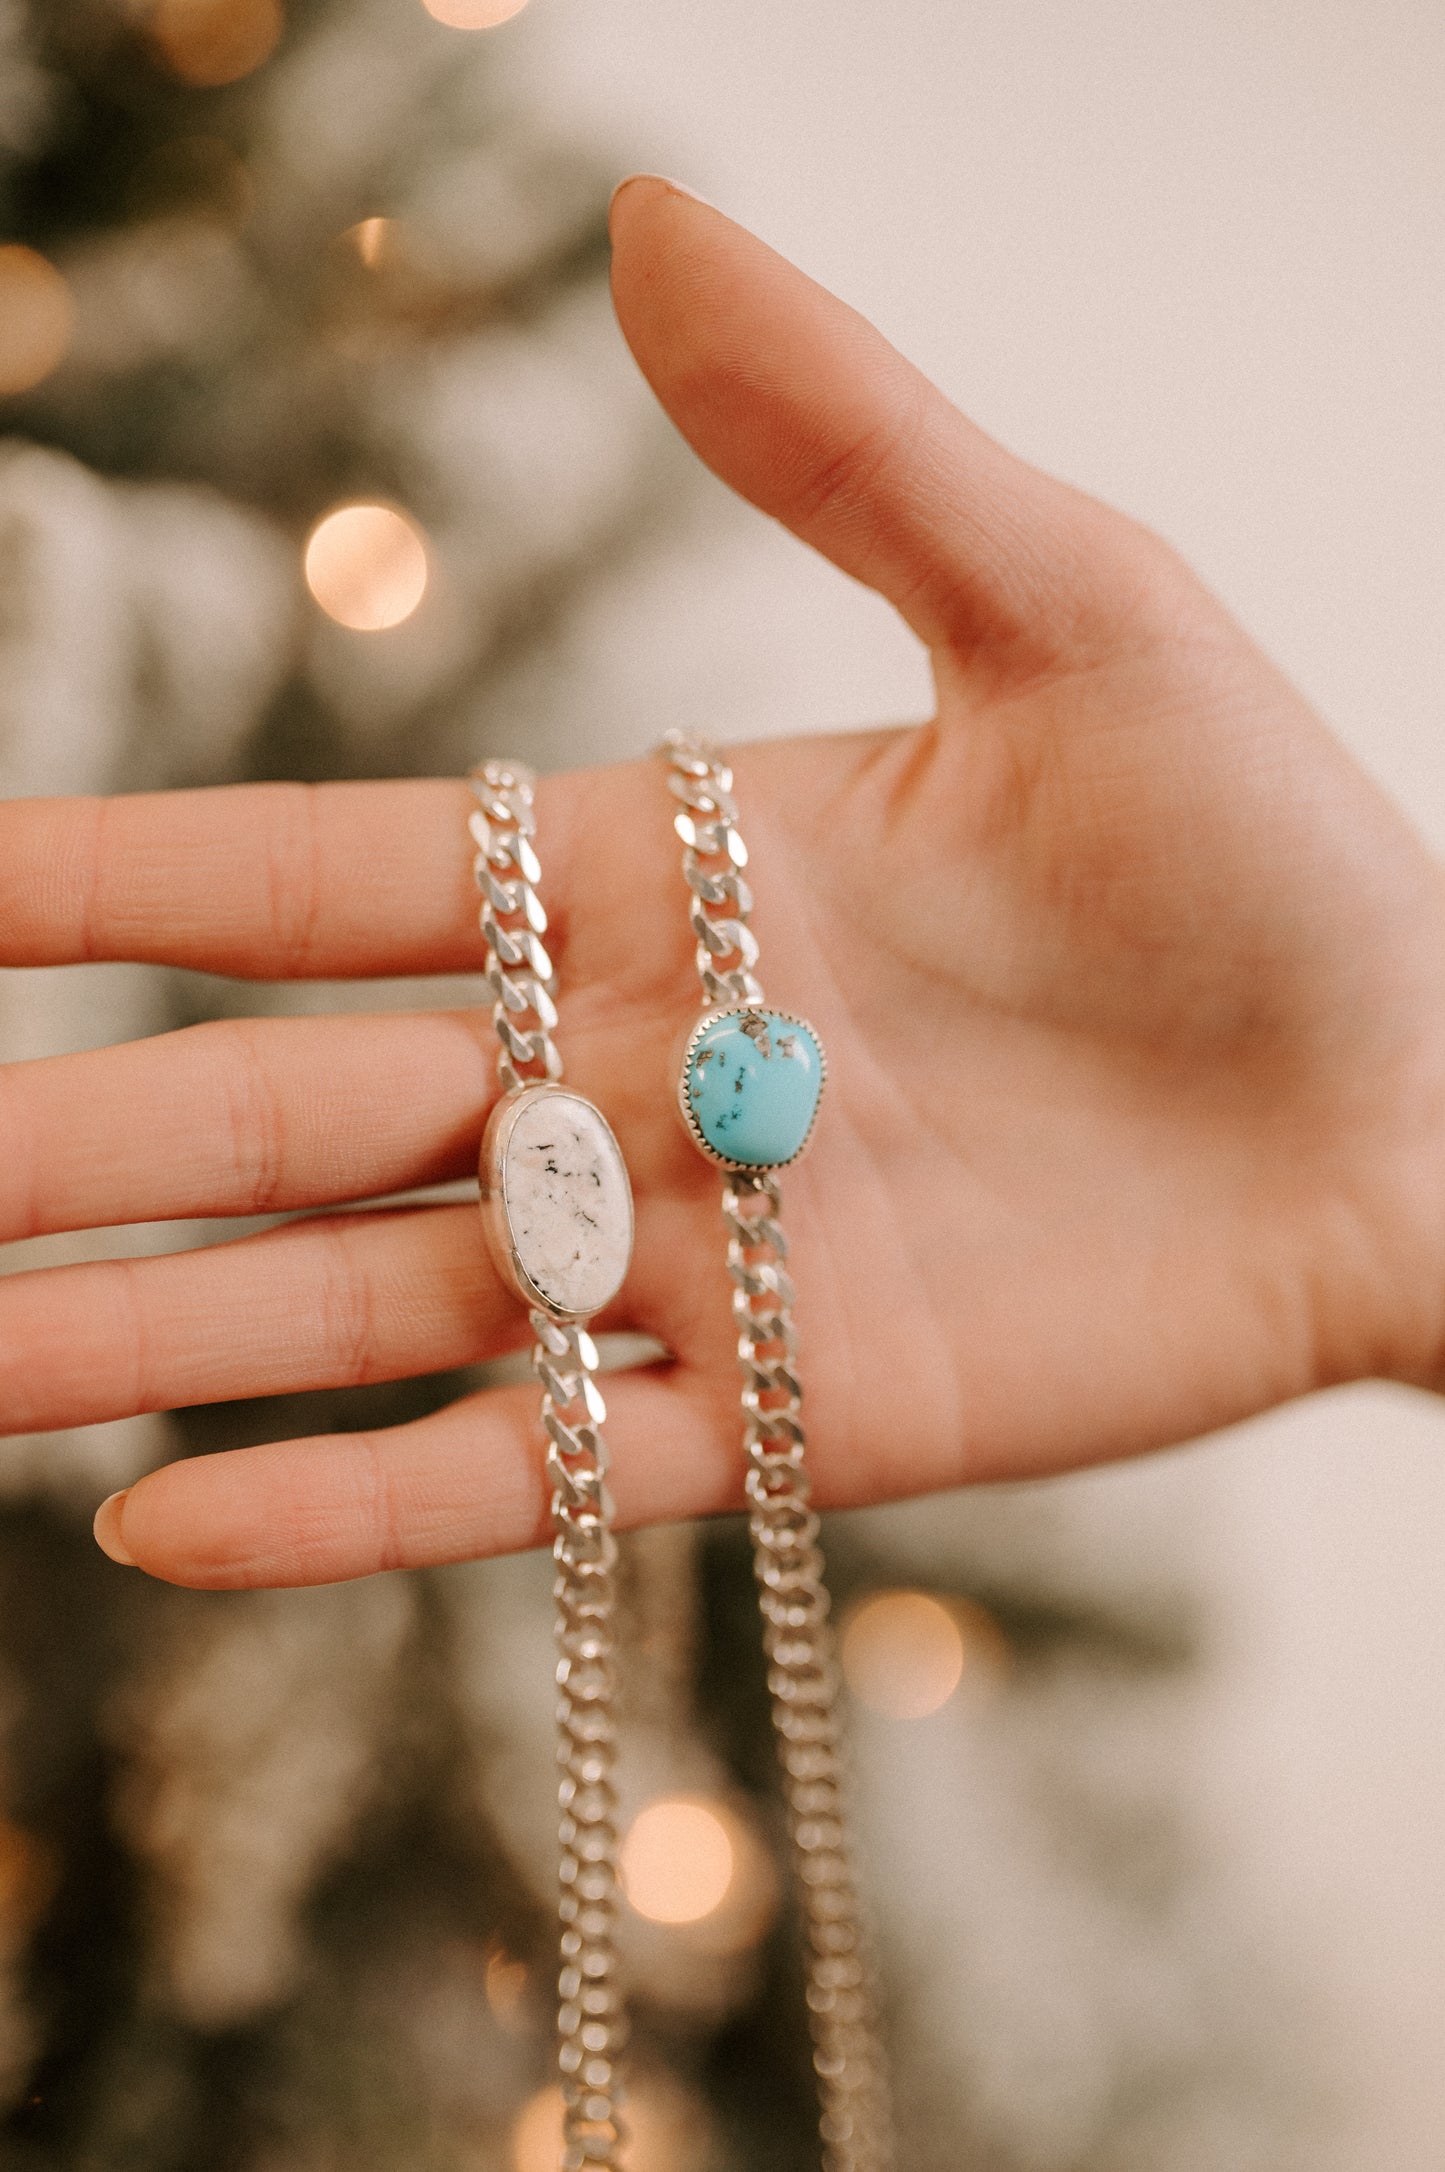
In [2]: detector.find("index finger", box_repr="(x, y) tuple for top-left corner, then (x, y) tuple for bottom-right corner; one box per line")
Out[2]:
(0, 780), (476, 979)
(0, 776), (591, 982)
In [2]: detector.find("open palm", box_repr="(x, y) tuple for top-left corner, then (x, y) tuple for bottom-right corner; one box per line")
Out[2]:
(5, 177), (1444, 1589)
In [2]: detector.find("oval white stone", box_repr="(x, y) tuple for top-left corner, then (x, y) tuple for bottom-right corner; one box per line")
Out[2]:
(499, 1089), (633, 1317)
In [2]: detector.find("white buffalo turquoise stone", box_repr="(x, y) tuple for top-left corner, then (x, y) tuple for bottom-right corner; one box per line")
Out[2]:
(499, 1089), (632, 1316)
(684, 1008), (825, 1167)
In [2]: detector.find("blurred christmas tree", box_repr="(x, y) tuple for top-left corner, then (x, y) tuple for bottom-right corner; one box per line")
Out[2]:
(0, 3), (1314, 2167)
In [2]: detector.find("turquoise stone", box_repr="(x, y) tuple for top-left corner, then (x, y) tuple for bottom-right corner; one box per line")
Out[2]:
(684, 1009), (824, 1167)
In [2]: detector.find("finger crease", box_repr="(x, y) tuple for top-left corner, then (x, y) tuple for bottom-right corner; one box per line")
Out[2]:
(318, 1224), (377, 1390)
(112, 1255), (153, 1420)
(264, 784), (326, 976)
(355, 1431), (405, 1575)
(0, 1068), (42, 1243)
(794, 372), (926, 533)
(78, 795), (110, 963)
(224, 1022), (289, 1215)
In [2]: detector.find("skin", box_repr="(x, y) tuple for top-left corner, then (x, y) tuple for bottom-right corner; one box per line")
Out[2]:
(1, 176), (1443, 1590)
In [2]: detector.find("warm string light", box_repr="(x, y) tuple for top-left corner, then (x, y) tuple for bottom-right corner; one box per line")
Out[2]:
(347, 216), (397, 270)
(144, 0), (284, 85)
(509, 2088), (562, 2172)
(421, 0), (533, 26)
(303, 503), (430, 631)
(510, 2076), (706, 2172)
(619, 1797), (735, 1926)
(841, 1588), (1007, 1719)
(483, 1942), (529, 2031)
(0, 1817), (57, 1935)
(0, 246), (74, 396)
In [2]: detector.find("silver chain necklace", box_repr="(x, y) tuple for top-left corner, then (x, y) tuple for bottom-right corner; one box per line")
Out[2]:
(468, 748), (893, 2172)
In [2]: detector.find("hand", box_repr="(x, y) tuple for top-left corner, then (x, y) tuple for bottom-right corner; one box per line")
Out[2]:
(4, 177), (1443, 1589)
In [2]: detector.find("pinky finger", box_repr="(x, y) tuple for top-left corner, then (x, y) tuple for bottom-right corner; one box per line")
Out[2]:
(93, 1366), (739, 1590)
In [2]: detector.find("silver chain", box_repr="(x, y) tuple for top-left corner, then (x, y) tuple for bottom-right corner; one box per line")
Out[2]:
(663, 730), (895, 2172)
(469, 762), (563, 1095)
(469, 761), (626, 2172)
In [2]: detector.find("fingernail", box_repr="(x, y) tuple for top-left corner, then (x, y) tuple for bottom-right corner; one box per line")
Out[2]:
(93, 1490), (136, 1567)
(609, 172), (716, 222)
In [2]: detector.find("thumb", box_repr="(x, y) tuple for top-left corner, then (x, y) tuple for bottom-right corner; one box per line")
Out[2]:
(609, 176), (1140, 679)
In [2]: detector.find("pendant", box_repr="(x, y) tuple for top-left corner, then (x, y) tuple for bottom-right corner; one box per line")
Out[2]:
(480, 1082), (634, 1320)
(677, 1004), (826, 1171)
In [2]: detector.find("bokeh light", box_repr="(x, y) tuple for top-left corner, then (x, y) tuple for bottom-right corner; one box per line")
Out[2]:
(510, 2088), (562, 2172)
(421, 0), (533, 27)
(841, 1589), (1005, 1719)
(510, 2077), (706, 2172)
(619, 1797), (735, 1925)
(0, 246), (74, 396)
(303, 503), (430, 631)
(347, 216), (396, 270)
(484, 1942), (529, 2029)
(146, 0), (284, 85)
(0, 1817), (58, 1934)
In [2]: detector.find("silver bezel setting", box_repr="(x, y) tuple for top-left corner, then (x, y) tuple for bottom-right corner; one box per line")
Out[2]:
(479, 1080), (634, 1322)
(675, 1003), (828, 1173)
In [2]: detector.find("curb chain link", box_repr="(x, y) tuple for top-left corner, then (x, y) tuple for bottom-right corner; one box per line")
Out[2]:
(470, 761), (626, 2172)
(469, 763), (563, 1094)
(663, 730), (896, 2172)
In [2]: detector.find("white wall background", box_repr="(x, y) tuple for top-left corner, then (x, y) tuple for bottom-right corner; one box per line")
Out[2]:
(513, 2), (1445, 2163)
